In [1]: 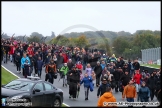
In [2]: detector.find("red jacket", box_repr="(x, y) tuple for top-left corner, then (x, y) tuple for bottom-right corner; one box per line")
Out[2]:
(133, 73), (141, 84)
(76, 64), (83, 70)
(9, 45), (15, 55)
(27, 46), (34, 56)
(62, 53), (68, 63)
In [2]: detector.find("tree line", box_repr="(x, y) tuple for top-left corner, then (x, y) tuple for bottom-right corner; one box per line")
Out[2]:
(2, 30), (160, 60)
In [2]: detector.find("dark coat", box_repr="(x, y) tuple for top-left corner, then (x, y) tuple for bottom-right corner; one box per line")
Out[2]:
(113, 70), (121, 81)
(147, 76), (156, 89)
(94, 65), (102, 76)
(36, 60), (44, 70)
(15, 55), (21, 65)
(120, 74), (131, 86)
(139, 86), (150, 101)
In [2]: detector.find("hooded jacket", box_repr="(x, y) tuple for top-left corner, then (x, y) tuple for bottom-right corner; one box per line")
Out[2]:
(97, 92), (116, 107)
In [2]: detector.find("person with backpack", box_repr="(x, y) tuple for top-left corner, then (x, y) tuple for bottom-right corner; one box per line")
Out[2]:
(97, 78), (111, 98)
(60, 63), (69, 87)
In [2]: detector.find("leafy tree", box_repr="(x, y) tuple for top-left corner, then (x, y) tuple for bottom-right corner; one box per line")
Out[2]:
(112, 37), (130, 56)
(75, 35), (89, 48)
(27, 36), (41, 43)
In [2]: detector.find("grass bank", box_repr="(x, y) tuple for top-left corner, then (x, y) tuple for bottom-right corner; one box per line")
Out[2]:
(141, 64), (161, 69)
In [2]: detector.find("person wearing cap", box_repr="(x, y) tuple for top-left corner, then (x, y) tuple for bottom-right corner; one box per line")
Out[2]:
(152, 70), (157, 77)
(60, 63), (69, 87)
(138, 81), (150, 102)
(97, 77), (111, 98)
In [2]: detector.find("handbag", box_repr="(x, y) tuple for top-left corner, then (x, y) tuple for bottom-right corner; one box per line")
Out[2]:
(53, 72), (58, 79)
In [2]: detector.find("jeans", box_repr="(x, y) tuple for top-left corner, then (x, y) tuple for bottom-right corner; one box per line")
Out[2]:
(127, 98), (134, 107)
(127, 98), (134, 102)
(38, 69), (42, 77)
(135, 84), (141, 101)
(10, 55), (13, 62)
(62, 75), (67, 85)
(48, 72), (54, 84)
(84, 87), (90, 99)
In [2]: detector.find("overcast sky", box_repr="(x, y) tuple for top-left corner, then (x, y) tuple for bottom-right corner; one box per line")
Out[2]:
(2, 1), (160, 36)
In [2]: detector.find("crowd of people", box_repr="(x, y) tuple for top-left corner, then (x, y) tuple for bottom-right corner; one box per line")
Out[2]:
(1, 38), (161, 107)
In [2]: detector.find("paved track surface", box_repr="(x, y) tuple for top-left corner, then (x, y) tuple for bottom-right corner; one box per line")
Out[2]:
(2, 61), (158, 107)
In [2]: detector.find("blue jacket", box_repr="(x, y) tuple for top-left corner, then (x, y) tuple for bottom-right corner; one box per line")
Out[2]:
(80, 76), (92, 88)
(139, 86), (150, 99)
(100, 64), (106, 70)
(21, 57), (30, 68)
(37, 60), (44, 70)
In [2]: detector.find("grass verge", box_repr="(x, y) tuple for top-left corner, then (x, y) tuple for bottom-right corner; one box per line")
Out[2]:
(141, 64), (161, 69)
(1, 66), (68, 107)
(62, 104), (68, 107)
(1, 67), (18, 85)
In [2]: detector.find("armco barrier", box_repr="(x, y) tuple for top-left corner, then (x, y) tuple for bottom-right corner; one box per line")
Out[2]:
(140, 66), (160, 73)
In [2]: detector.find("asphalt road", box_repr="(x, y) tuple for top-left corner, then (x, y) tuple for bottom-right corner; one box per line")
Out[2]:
(2, 61), (158, 107)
